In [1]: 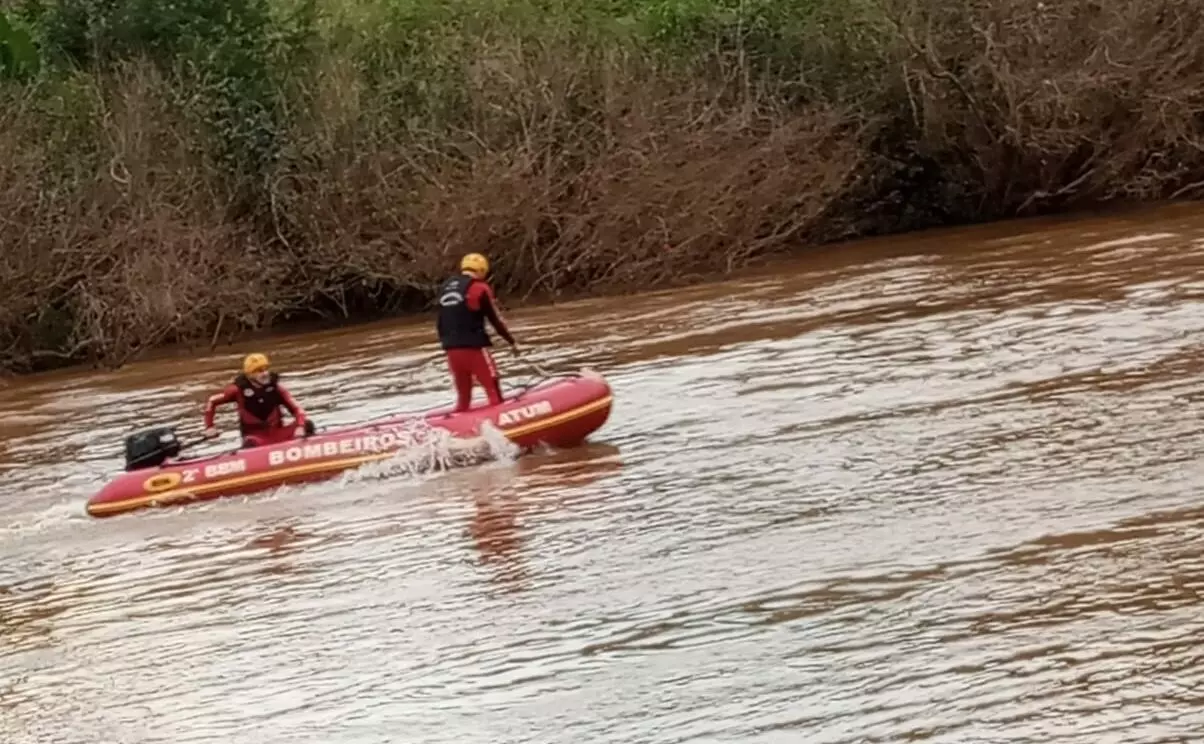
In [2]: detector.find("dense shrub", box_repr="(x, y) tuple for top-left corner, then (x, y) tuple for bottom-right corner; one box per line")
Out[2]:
(2, 0), (1203, 372)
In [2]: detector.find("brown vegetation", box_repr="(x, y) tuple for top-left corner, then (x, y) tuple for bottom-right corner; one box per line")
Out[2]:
(1, 65), (265, 370)
(2, 0), (1204, 374)
(279, 42), (866, 302)
(877, 0), (1204, 218)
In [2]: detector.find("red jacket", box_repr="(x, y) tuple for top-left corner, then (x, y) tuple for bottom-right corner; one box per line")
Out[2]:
(204, 372), (308, 434)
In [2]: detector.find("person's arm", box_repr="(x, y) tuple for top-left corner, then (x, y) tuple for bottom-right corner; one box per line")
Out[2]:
(203, 385), (239, 430)
(472, 283), (516, 345)
(277, 384), (309, 428)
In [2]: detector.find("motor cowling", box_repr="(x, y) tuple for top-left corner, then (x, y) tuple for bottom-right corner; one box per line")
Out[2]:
(123, 427), (181, 471)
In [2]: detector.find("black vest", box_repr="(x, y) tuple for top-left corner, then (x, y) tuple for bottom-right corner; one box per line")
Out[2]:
(436, 274), (490, 349)
(234, 372), (284, 431)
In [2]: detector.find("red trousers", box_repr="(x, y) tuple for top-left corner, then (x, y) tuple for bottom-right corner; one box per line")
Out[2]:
(445, 347), (503, 412)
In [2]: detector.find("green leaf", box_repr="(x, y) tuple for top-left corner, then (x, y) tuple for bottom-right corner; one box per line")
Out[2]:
(0, 9), (42, 81)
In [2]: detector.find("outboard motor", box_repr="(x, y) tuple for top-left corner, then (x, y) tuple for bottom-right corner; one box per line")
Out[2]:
(123, 427), (181, 471)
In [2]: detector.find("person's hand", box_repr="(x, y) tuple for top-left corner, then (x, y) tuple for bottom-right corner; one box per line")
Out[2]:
(509, 341), (521, 356)
(295, 425), (308, 438)
(203, 427), (220, 439)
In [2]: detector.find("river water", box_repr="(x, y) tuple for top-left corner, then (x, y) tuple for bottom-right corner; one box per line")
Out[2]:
(5, 203), (1204, 743)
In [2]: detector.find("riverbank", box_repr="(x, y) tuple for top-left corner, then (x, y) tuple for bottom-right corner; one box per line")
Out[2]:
(3, 0), (1203, 375)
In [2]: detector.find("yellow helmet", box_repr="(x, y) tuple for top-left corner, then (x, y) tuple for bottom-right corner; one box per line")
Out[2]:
(460, 252), (489, 275)
(242, 353), (270, 375)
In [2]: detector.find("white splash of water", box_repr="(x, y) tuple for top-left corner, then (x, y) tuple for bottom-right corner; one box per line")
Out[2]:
(337, 417), (522, 485)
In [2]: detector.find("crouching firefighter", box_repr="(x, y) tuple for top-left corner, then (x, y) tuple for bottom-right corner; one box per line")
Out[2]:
(203, 353), (316, 448)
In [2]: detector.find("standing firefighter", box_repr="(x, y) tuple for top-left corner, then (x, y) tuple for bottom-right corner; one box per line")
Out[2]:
(436, 253), (518, 412)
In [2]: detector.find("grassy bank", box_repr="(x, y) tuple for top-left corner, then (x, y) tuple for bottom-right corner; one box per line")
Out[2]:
(3, 0), (1203, 374)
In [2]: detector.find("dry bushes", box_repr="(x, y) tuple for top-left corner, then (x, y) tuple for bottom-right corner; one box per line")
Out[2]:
(5, 0), (1204, 374)
(1, 39), (867, 372)
(277, 41), (868, 306)
(0, 63), (267, 373)
(885, 0), (1204, 217)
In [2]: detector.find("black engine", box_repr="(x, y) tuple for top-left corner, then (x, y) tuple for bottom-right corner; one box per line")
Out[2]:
(123, 427), (181, 471)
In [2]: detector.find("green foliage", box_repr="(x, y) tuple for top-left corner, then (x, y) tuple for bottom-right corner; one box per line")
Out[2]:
(4, 0), (887, 186)
(13, 0), (320, 198)
(0, 8), (41, 81)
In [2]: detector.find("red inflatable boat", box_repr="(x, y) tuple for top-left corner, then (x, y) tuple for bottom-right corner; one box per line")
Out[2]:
(85, 369), (614, 518)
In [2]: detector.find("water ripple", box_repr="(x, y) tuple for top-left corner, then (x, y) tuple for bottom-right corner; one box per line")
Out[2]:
(5, 205), (1204, 742)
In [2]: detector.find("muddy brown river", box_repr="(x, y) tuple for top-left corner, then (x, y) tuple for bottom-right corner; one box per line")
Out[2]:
(5, 203), (1204, 743)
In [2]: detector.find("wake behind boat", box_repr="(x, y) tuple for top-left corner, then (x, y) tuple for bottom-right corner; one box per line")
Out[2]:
(85, 369), (613, 518)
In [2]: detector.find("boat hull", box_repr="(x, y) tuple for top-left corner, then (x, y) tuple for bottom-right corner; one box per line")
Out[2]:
(85, 370), (613, 518)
